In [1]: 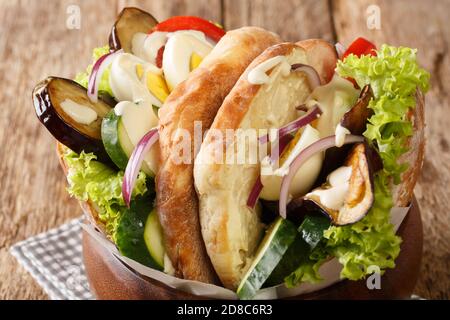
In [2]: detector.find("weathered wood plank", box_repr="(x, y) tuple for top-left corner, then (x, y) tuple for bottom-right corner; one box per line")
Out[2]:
(0, 0), (119, 300)
(223, 0), (335, 42)
(0, 0), (224, 300)
(117, 0), (222, 22)
(332, 0), (450, 299)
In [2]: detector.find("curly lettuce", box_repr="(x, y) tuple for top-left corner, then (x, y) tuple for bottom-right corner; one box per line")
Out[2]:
(74, 45), (114, 97)
(64, 149), (147, 240)
(325, 174), (401, 279)
(285, 45), (429, 287)
(337, 45), (430, 183)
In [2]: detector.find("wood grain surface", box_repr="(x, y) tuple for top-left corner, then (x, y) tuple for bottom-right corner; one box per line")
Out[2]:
(0, 0), (448, 300)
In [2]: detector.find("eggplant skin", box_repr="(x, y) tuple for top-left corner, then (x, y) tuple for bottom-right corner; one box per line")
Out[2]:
(33, 77), (111, 164)
(109, 7), (158, 52)
(340, 85), (374, 136)
(317, 86), (374, 183)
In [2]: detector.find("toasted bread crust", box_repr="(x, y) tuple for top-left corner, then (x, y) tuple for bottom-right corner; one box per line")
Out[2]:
(295, 39), (338, 84)
(194, 40), (338, 289)
(393, 90), (426, 206)
(156, 27), (281, 284)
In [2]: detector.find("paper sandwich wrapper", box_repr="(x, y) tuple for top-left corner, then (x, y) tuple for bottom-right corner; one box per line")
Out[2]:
(82, 206), (410, 299)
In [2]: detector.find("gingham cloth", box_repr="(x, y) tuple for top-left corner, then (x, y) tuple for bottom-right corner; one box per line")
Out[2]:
(10, 217), (93, 300)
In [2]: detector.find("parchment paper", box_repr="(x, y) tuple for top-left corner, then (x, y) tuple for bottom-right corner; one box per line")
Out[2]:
(81, 206), (410, 299)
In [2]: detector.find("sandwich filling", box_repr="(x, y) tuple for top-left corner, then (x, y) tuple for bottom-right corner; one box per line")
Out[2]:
(284, 45), (429, 286)
(67, 16), (223, 256)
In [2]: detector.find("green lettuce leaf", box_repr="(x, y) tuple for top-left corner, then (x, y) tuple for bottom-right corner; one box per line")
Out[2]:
(323, 173), (401, 280)
(74, 45), (114, 97)
(284, 45), (429, 287)
(285, 173), (401, 286)
(63, 149), (147, 240)
(337, 45), (430, 183)
(284, 242), (329, 286)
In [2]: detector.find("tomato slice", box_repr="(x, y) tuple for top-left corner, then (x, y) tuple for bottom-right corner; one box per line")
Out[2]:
(152, 16), (225, 42)
(342, 37), (377, 59)
(342, 37), (377, 88)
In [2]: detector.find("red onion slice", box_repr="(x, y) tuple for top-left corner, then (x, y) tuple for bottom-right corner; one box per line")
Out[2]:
(247, 176), (263, 209)
(122, 128), (159, 207)
(335, 42), (346, 59)
(269, 134), (293, 163)
(291, 63), (321, 89)
(259, 105), (322, 144)
(87, 49), (122, 103)
(247, 135), (293, 209)
(278, 134), (364, 218)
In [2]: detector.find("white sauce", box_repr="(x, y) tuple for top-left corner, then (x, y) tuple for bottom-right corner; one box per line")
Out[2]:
(309, 166), (352, 210)
(335, 123), (351, 147)
(162, 30), (213, 90)
(248, 55), (291, 85)
(131, 31), (168, 65)
(307, 74), (360, 138)
(60, 99), (97, 125)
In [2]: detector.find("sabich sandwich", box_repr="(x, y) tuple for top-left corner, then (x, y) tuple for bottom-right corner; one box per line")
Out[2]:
(195, 37), (429, 298)
(33, 6), (429, 299)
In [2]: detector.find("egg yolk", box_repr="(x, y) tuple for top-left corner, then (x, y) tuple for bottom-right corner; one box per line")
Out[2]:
(190, 53), (203, 71)
(146, 72), (170, 103)
(135, 64), (145, 80)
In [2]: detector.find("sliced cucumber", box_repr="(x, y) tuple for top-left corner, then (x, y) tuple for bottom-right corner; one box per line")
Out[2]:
(236, 217), (297, 300)
(265, 214), (331, 286)
(264, 235), (309, 287)
(144, 208), (165, 268)
(298, 214), (330, 250)
(101, 111), (135, 169)
(101, 110), (155, 176)
(115, 194), (163, 270)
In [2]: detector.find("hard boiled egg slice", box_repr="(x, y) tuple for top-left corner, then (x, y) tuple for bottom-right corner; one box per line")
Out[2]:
(260, 124), (323, 201)
(162, 30), (213, 90)
(136, 63), (169, 104)
(109, 53), (162, 109)
(131, 31), (168, 65)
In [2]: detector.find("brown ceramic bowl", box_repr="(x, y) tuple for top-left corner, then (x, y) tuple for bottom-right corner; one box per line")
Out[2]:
(83, 198), (423, 300)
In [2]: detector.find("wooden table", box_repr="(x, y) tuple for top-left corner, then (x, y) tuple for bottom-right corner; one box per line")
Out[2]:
(0, 0), (448, 299)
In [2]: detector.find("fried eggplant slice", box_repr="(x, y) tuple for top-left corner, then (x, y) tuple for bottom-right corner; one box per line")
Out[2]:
(303, 142), (381, 225)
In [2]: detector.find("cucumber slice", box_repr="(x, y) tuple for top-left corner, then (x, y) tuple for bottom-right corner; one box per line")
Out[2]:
(298, 214), (330, 250)
(265, 214), (331, 286)
(144, 208), (165, 268)
(101, 110), (154, 176)
(101, 110), (134, 169)
(236, 217), (297, 300)
(264, 235), (309, 287)
(115, 194), (163, 270)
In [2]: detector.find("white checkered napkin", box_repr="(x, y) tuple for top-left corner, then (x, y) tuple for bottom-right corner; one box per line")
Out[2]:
(10, 217), (93, 300)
